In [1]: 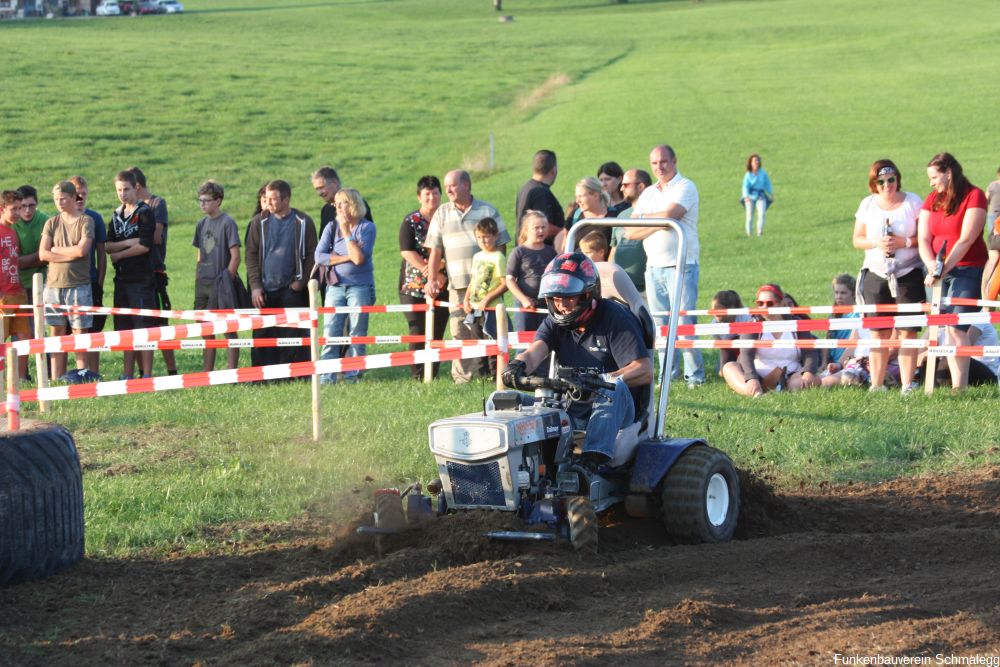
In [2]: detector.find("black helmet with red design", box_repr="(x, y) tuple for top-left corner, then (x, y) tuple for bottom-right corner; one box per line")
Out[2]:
(538, 252), (601, 327)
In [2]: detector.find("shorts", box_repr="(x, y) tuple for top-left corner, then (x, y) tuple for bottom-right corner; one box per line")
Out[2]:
(193, 279), (214, 310)
(941, 265), (984, 332)
(113, 278), (157, 331)
(858, 268), (924, 331)
(0, 291), (31, 340)
(43, 284), (93, 330)
(89, 281), (108, 334)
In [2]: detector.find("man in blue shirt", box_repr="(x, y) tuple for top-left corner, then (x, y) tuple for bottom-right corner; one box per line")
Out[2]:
(503, 253), (652, 466)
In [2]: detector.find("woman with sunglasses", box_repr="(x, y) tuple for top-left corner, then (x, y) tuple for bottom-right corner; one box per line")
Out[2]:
(720, 283), (820, 397)
(852, 159), (924, 393)
(918, 152), (988, 392)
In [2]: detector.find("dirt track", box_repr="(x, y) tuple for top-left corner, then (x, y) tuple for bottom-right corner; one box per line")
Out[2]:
(3, 467), (999, 666)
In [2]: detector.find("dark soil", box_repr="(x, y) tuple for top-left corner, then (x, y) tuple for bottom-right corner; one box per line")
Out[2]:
(3, 467), (999, 666)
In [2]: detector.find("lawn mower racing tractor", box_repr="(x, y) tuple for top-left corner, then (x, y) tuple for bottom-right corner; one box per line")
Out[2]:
(360, 219), (740, 551)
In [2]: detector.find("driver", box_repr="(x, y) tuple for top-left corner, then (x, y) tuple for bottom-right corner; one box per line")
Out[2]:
(502, 252), (653, 467)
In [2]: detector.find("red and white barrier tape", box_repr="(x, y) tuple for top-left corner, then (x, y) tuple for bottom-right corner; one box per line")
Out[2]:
(9, 311), (313, 356)
(668, 310), (1000, 337)
(19, 344), (499, 403)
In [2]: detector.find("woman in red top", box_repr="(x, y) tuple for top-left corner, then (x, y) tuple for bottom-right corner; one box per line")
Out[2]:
(917, 152), (988, 390)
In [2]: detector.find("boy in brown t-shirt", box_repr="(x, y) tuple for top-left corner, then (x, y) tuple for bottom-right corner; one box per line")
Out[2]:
(39, 180), (96, 383)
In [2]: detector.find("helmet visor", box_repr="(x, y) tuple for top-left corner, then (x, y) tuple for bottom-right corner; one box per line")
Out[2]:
(538, 271), (589, 299)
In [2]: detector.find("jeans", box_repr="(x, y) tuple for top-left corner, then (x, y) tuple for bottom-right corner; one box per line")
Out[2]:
(570, 378), (636, 460)
(322, 283), (375, 380)
(744, 198), (767, 236)
(645, 263), (705, 385)
(940, 265), (984, 332)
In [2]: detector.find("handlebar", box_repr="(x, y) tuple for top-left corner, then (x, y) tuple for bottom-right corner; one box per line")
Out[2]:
(510, 370), (616, 399)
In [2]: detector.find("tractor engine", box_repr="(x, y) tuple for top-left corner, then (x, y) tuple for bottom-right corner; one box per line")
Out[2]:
(428, 391), (571, 514)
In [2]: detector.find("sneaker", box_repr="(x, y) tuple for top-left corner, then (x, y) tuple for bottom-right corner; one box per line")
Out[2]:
(59, 372), (79, 384)
(78, 370), (102, 384)
(868, 385), (887, 393)
(901, 382), (919, 397)
(118, 373), (132, 381)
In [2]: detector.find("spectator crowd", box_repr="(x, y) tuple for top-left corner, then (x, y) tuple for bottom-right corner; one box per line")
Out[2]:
(2, 147), (998, 394)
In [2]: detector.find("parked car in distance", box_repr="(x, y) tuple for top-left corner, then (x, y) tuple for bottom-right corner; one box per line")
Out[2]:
(136, 0), (163, 14)
(156, 0), (183, 13)
(95, 0), (122, 15)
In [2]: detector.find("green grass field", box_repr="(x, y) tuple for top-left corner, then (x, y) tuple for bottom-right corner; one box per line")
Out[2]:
(3, 0), (999, 557)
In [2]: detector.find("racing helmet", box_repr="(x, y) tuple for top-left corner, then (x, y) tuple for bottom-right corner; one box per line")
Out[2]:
(537, 252), (601, 327)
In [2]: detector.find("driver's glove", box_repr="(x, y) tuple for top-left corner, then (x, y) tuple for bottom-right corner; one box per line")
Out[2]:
(502, 359), (527, 388)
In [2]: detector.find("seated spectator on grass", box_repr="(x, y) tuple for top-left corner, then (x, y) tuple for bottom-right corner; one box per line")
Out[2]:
(710, 289), (752, 377)
(315, 187), (376, 384)
(916, 314), (999, 387)
(193, 180), (242, 371)
(721, 283), (820, 397)
(40, 180), (96, 384)
(506, 210), (556, 335)
(398, 175), (449, 380)
(820, 327), (900, 389)
(821, 273), (861, 371)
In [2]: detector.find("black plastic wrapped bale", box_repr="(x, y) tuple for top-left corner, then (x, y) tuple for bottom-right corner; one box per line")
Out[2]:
(0, 422), (85, 585)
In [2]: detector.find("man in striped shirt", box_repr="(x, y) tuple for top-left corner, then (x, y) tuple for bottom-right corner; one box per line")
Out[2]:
(425, 169), (509, 383)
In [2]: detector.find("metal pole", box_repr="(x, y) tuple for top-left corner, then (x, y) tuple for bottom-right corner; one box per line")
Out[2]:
(32, 273), (48, 412)
(495, 303), (508, 391)
(308, 279), (321, 441)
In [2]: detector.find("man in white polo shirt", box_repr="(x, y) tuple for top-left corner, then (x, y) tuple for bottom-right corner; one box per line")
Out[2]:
(624, 144), (705, 387)
(425, 169), (509, 383)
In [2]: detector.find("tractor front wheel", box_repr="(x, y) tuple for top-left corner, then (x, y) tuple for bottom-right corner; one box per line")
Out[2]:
(660, 445), (740, 543)
(566, 495), (598, 553)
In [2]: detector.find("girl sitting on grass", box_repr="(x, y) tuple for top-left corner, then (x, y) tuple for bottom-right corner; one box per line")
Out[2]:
(721, 283), (820, 397)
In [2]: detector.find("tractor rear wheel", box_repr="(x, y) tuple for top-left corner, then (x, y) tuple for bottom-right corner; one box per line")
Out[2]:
(566, 495), (598, 553)
(660, 445), (740, 543)
(374, 492), (406, 530)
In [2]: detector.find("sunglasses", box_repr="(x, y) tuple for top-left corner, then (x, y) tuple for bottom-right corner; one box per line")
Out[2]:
(876, 177), (897, 186)
(756, 299), (777, 307)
